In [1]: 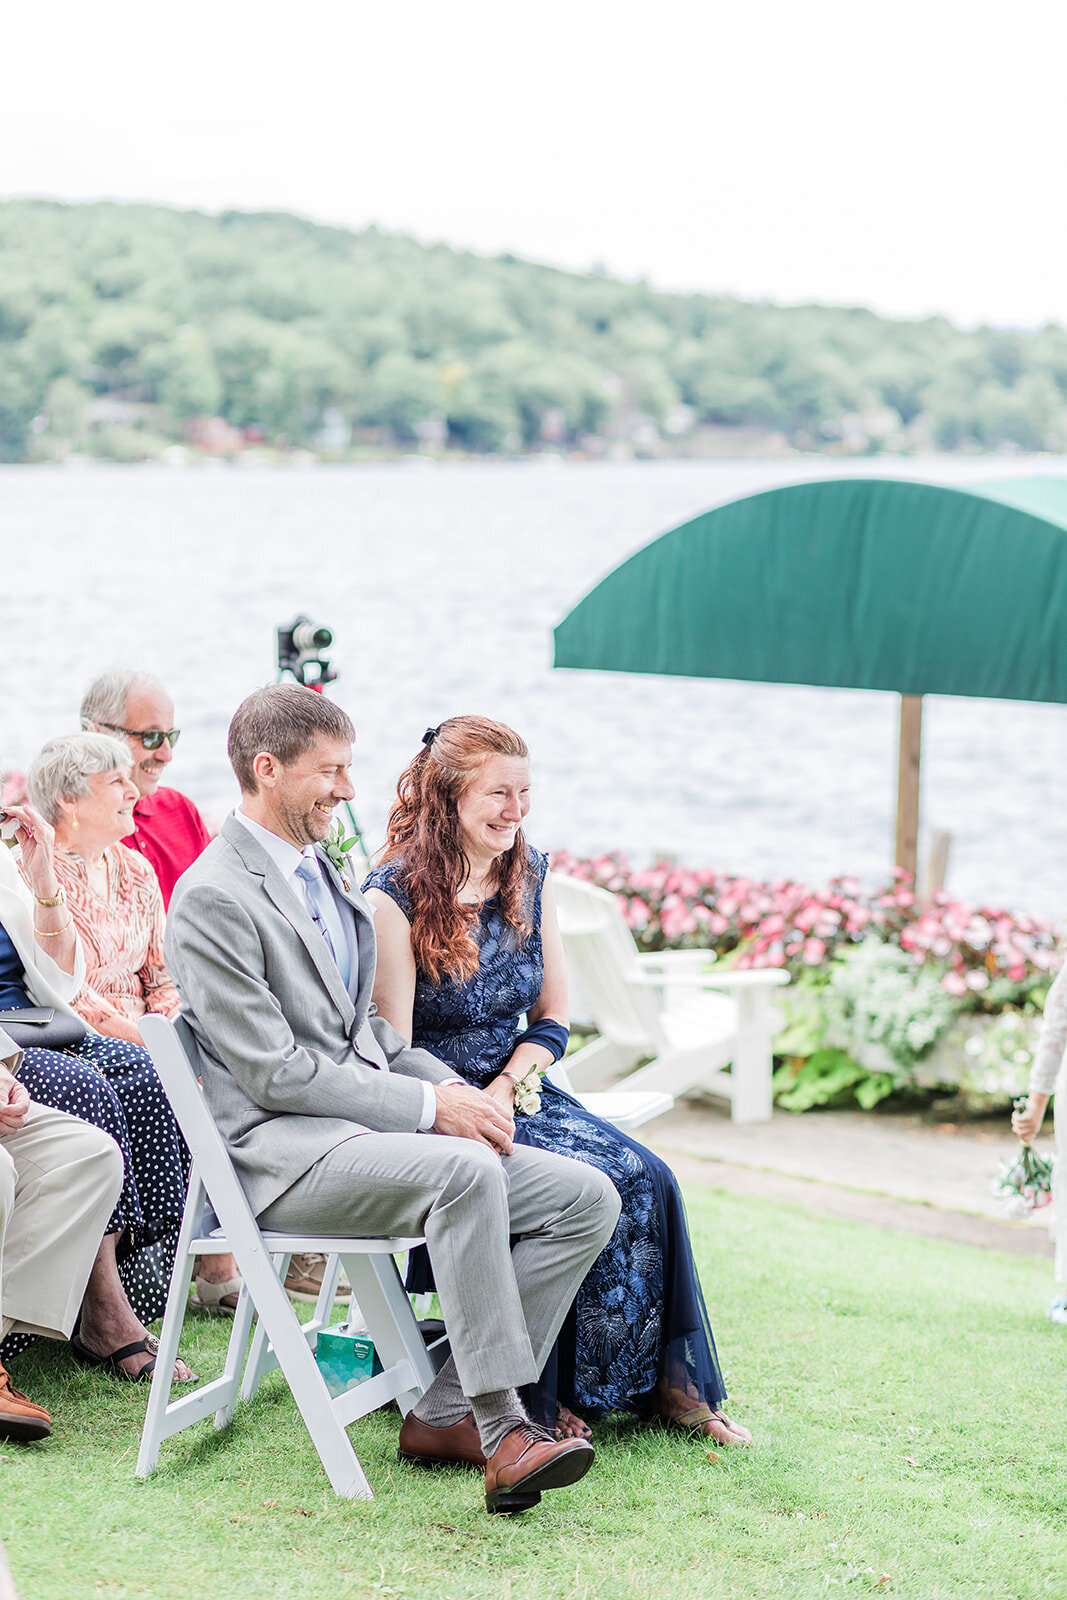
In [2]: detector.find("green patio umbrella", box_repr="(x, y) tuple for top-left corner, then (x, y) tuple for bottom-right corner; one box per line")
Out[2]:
(553, 475), (1067, 878)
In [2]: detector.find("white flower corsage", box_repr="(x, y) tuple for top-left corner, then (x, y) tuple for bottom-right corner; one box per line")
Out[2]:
(511, 1067), (542, 1116)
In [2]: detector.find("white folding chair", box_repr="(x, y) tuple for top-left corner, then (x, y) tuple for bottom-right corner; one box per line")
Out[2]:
(136, 1014), (437, 1499)
(552, 873), (789, 1123)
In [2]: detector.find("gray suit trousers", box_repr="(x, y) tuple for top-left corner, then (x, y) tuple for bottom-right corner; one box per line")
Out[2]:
(258, 1133), (621, 1399)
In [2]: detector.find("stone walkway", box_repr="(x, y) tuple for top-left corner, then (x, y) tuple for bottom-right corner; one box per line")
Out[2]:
(640, 1099), (1056, 1258)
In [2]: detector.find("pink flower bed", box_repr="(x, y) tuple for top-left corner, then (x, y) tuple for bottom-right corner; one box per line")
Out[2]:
(550, 851), (1059, 996)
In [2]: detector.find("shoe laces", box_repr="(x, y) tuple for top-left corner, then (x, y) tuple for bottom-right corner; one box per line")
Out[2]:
(511, 1421), (554, 1448)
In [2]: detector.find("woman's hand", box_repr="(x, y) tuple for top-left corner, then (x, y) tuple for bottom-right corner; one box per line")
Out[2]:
(4, 804), (61, 899)
(485, 1074), (517, 1114)
(1012, 1093), (1049, 1145)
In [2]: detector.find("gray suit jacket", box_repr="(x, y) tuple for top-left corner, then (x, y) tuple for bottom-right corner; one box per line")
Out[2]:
(165, 815), (454, 1217)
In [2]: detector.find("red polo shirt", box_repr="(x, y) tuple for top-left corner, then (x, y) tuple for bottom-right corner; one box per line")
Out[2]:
(126, 787), (212, 907)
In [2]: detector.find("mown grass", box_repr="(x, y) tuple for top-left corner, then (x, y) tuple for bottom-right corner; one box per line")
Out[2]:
(3, 1186), (1065, 1600)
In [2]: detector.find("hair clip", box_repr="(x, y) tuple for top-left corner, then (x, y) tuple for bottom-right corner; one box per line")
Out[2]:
(421, 726), (440, 748)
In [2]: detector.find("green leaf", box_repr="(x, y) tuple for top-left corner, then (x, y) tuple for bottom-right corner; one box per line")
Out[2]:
(854, 1072), (898, 1110)
(773, 1048), (868, 1113)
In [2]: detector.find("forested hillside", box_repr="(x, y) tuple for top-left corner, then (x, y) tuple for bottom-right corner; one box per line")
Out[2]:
(2, 199), (1066, 462)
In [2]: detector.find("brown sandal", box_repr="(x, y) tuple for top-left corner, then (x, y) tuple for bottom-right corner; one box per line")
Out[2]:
(660, 1400), (752, 1446)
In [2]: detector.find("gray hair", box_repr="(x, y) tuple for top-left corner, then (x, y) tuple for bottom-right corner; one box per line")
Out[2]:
(28, 732), (132, 824)
(228, 685), (355, 794)
(80, 670), (166, 730)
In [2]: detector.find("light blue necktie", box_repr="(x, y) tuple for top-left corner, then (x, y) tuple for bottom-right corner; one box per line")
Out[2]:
(295, 857), (352, 990)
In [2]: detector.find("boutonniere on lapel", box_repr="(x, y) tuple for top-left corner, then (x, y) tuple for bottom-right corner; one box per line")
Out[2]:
(323, 821), (360, 891)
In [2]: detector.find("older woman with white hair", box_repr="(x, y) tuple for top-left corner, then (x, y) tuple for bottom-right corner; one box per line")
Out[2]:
(21, 732), (239, 1329)
(30, 732), (179, 1043)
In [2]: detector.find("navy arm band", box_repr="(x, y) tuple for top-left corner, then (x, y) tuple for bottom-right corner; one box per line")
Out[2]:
(515, 1018), (570, 1063)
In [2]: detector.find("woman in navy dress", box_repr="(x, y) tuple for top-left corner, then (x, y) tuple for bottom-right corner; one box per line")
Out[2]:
(365, 715), (751, 1446)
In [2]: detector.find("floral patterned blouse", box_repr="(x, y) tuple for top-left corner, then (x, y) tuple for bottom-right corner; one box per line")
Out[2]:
(53, 842), (180, 1043)
(1030, 963), (1067, 1095)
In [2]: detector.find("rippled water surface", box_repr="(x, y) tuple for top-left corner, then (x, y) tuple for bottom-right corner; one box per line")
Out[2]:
(2, 457), (1064, 916)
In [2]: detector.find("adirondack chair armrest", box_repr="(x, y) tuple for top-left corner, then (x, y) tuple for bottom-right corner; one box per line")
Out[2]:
(631, 961), (790, 991)
(633, 950), (711, 969)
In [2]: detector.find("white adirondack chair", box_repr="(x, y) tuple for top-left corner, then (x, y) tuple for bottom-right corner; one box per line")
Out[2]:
(137, 1015), (437, 1499)
(551, 873), (789, 1124)
(542, 1052), (674, 1131)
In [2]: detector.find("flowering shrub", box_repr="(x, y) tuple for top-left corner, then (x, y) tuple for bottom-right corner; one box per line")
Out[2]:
(550, 851), (1059, 1111)
(919, 1010), (1041, 1111)
(821, 938), (962, 1071)
(549, 851), (1058, 999)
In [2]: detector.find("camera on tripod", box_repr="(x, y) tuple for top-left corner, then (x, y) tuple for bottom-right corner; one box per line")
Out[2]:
(276, 616), (337, 689)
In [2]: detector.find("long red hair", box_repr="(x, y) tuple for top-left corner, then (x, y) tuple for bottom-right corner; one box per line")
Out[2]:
(378, 716), (534, 983)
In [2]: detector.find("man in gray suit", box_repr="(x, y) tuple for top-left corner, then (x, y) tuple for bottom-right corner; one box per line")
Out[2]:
(166, 685), (620, 1514)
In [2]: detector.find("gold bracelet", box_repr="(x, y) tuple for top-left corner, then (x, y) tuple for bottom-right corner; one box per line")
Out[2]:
(34, 916), (73, 937)
(33, 888), (65, 908)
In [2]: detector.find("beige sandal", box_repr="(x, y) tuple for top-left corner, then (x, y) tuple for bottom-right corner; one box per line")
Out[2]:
(191, 1273), (242, 1316)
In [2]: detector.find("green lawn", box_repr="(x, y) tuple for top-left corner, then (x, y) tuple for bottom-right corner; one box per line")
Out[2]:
(4, 1188), (1065, 1600)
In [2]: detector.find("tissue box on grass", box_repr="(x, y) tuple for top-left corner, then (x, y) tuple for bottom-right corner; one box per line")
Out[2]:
(315, 1327), (382, 1396)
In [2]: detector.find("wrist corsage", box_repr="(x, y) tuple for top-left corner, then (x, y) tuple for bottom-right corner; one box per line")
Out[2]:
(510, 1067), (542, 1116)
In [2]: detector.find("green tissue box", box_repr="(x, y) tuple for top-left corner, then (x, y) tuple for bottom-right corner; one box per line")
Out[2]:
(315, 1327), (382, 1396)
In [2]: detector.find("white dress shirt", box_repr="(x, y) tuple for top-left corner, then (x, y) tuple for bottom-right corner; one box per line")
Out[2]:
(233, 810), (439, 1129)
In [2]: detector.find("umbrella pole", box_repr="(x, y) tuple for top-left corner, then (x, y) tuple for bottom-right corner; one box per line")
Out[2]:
(895, 694), (922, 880)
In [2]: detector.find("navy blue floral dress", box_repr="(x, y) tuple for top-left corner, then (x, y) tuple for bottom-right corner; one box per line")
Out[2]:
(364, 850), (727, 1419)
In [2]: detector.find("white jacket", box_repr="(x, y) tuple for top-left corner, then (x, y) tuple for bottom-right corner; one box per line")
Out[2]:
(0, 842), (85, 1018)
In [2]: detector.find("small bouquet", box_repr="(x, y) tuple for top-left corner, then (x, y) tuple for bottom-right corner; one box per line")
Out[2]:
(993, 1106), (1055, 1219)
(512, 1068), (542, 1116)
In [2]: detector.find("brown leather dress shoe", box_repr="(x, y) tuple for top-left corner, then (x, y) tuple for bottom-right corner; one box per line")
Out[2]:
(484, 1425), (594, 1514)
(397, 1410), (487, 1470)
(0, 1358), (52, 1443)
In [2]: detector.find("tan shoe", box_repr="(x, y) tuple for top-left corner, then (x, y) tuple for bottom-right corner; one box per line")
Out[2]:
(0, 1358), (52, 1443)
(283, 1253), (351, 1303)
(397, 1410), (487, 1470)
(483, 1425), (594, 1514)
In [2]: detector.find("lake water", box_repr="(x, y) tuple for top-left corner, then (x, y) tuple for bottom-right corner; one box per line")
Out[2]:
(2, 456), (1065, 917)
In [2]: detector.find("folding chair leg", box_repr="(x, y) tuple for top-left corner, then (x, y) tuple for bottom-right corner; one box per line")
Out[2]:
(312, 1252), (343, 1323)
(241, 1252), (346, 1401)
(138, 1170), (248, 1478)
(241, 1252), (291, 1401)
(136, 1243), (198, 1478)
(212, 1284), (258, 1430)
(239, 1254), (374, 1498)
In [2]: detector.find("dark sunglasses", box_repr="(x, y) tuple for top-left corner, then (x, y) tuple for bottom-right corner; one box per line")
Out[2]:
(100, 722), (182, 752)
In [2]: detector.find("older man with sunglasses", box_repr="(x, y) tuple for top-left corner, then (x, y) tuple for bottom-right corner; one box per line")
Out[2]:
(80, 671), (211, 909)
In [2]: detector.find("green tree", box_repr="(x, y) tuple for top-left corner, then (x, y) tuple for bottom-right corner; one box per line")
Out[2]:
(357, 353), (444, 441)
(156, 329), (223, 419)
